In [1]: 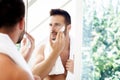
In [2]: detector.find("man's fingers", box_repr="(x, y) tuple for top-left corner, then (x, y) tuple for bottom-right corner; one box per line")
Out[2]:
(65, 59), (74, 73)
(25, 32), (34, 44)
(49, 31), (65, 55)
(21, 38), (27, 46)
(34, 75), (41, 80)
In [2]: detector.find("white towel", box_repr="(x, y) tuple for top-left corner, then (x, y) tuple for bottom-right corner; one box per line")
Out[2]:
(44, 41), (64, 75)
(0, 33), (34, 80)
(66, 35), (75, 80)
(44, 35), (75, 80)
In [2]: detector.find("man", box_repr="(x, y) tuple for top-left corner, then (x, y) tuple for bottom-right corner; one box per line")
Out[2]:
(0, 0), (65, 80)
(32, 9), (74, 80)
(0, 0), (36, 80)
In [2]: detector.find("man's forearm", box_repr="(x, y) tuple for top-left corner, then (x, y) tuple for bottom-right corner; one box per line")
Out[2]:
(32, 51), (59, 79)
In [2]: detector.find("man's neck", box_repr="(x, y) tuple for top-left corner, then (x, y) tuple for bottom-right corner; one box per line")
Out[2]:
(64, 36), (70, 50)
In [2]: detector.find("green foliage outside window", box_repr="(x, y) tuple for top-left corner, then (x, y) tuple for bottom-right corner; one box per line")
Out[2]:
(84, 0), (120, 79)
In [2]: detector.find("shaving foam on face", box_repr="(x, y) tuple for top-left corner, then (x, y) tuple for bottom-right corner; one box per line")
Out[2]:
(60, 26), (65, 32)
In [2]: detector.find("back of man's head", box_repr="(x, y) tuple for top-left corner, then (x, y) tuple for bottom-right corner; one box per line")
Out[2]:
(0, 0), (25, 28)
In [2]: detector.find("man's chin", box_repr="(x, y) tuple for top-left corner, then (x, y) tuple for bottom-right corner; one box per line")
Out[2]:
(51, 36), (56, 40)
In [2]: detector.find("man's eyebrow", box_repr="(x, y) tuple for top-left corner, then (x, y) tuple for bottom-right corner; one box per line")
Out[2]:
(55, 23), (61, 25)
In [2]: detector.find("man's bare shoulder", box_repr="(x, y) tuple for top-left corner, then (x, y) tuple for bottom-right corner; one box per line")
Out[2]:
(38, 43), (46, 51)
(35, 44), (45, 62)
(35, 39), (48, 55)
(34, 40), (48, 64)
(0, 53), (32, 80)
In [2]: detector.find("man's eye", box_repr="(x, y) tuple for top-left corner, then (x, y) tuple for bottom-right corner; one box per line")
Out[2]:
(49, 24), (52, 26)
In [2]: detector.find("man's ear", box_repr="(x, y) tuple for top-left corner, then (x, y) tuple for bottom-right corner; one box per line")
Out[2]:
(19, 18), (25, 30)
(67, 24), (71, 31)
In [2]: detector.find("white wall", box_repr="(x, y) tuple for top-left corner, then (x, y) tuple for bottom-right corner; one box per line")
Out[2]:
(72, 0), (83, 80)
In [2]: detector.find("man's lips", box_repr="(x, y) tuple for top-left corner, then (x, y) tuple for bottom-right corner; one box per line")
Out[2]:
(51, 32), (57, 35)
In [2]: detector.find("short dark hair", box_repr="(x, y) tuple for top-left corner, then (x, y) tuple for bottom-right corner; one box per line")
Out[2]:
(0, 0), (25, 28)
(50, 9), (71, 25)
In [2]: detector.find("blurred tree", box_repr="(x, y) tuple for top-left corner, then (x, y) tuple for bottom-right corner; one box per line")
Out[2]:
(83, 0), (120, 80)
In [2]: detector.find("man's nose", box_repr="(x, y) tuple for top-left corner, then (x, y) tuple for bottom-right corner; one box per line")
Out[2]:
(51, 25), (56, 31)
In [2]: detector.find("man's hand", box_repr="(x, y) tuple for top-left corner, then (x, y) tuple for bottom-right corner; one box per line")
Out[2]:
(34, 75), (41, 80)
(65, 59), (74, 73)
(50, 32), (65, 55)
(20, 32), (35, 62)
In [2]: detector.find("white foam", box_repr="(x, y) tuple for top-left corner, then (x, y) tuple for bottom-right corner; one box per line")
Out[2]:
(60, 26), (65, 32)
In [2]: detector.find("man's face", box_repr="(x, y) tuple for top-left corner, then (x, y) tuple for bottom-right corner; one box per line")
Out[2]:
(49, 15), (66, 40)
(17, 29), (25, 44)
